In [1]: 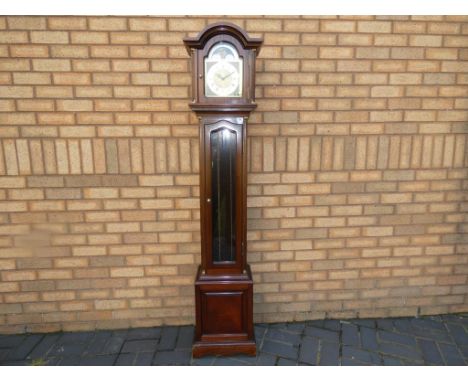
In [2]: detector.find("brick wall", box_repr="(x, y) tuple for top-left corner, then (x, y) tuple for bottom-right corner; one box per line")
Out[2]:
(0, 16), (467, 334)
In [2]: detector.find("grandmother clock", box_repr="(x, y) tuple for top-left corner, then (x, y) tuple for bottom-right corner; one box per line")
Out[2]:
(183, 23), (262, 357)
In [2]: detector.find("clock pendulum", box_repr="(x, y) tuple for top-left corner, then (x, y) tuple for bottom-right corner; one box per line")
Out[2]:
(183, 23), (263, 357)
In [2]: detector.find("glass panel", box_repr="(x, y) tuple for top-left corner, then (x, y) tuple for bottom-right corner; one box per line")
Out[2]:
(211, 128), (237, 263)
(204, 42), (243, 98)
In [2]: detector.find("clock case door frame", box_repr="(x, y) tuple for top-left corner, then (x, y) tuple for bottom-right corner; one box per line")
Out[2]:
(200, 117), (247, 275)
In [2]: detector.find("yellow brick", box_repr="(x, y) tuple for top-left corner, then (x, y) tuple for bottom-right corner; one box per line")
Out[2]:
(264, 33), (300, 45)
(374, 35), (408, 46)
(358, 21), (392, 33)
(112, 60), (149, 72)
(284, 19), (319, 32)
(391, 47), (424, 59)
(426, 48), (458, 60)
(371, 86), (404, 98)
(33, 59), (71, 72)
(53, 73), (91, 86)
(363, 226), (394, 237)
(131, 47), (167, 59)
(7, 17), (46, 30)
(2, 270), (36, 281)
(88, 17), (127, 30)
(356, 47), (390, 59)
(111, 32), (148, 44)
(131, 73), (168, 85)
(247, 19), (283, 32)
(56, 100), (93, 112)
(0, 86), (34, 98)
(48, 17), (87, 30)
(410, 35), (443, 47)
(321, 20), (355, 33)
(10, 45), (49, 58)
(315, 217), (345, 227)
(110, 267), (144, 278)
(168, 18), (205, 32)
(443, 35), (468, 47)
(37, 113), (75, 125)
(91, 46), (128, 58)
(73, 59), (110, 72)
(320, 47), (354, 59)
(95, 299), (126, 310)
(129, 18), (166, 31)
(0, 31), (28, 44)
(71, 32), (109, 44)
(301, 33), (336, 46)
(339, 34), (372, 45)
(37, 270), (72, 280)
(83, 188), (118, 199)
(394, 21), (426, 34)
(30, 31), (69, 44)
(13, 73), (50, 85)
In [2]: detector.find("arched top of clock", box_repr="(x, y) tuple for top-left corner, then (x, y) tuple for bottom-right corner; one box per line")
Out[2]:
(183, 22), (263, 55)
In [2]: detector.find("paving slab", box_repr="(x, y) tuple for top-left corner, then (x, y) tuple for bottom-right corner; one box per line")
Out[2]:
(3, 334), (43, 361)
(175, 326), (194, 349)
(262, 339), (298, 360)
(342, 345), (381, 365)
(265, 328), (302, 345)
(342, 323), (360, 347)
(255, 353), (276, 365)
(318, 341), (340, 366)
(152, 350), (191, 365)
(277, 357), (297, 365)
(121, 339), (158, 354)
(438, 342), (466, 365)
(0, 334), (26, 348)
(417, 338), (444, 365)
(298, 336), (319, 365)
(26, 333), (61, 360)
(79, 355), (117, 366)
(305, 326), (340, 343)
(158, 326), (179, 351)
(360, 326), (379, 351)
(126, 327), (161, 341)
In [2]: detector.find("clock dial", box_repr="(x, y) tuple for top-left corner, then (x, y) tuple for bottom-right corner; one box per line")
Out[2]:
(204, 42), (243, 98)
(207, 61), (240, 97)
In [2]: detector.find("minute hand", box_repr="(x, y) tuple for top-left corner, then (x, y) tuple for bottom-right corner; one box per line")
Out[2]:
(221, 71), (235, 80)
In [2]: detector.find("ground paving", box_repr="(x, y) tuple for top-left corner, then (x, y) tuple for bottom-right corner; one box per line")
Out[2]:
(0, 314), (467, 366)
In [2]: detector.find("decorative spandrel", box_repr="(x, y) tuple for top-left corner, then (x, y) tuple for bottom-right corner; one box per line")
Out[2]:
(210, 128), (237, 263)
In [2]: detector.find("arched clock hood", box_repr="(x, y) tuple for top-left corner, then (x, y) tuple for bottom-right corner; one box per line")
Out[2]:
(183, 22), (263, 54)
(183, 22), (263, 113)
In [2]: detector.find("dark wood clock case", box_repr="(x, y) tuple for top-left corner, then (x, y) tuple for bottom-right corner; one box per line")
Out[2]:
(183, 23), (263, 357)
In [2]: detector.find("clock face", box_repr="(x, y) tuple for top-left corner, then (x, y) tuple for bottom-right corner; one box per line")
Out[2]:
(204, 42), (242, 98)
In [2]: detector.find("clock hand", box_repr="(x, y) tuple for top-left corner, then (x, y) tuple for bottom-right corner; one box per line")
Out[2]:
(221, 71), (235, 80)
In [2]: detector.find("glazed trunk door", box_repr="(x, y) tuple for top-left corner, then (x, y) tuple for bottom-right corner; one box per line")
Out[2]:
(204, 119), (243, 273)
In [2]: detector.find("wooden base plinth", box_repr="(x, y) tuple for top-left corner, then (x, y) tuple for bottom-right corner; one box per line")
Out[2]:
(192, 265), (256, 358)
(192, 338), (256, 358)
